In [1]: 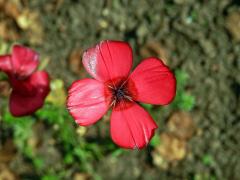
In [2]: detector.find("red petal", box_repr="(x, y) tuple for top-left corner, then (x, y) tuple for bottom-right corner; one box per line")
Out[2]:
(129, 58), (176, 105)
(9, 71), (50, 116)
(82, 40), (133, 83)
(110, 102), (157, 149)
(29, 71), (50, 97)
(0, 55), (12, 73)
(12, 45), (39, 77)
(67, 78), (109, 126)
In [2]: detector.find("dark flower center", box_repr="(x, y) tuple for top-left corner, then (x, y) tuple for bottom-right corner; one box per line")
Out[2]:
(105, 77), (137, 109)
(104, 77), (138, 110)
(114, 86), (126, 100)
(109, 82), (132, 106)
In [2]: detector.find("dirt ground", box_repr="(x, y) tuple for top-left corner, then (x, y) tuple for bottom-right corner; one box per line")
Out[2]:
(0, 0), (240, 180)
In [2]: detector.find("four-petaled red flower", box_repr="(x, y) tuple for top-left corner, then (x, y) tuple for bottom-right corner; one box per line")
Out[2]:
(0, 45), (50, 116)
(67, 40), (176, 149)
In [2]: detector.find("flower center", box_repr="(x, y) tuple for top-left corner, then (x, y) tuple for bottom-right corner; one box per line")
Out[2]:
(109, 82), (132, 106)
(104, 77), (137, 109)
(115, 87), (125, 99)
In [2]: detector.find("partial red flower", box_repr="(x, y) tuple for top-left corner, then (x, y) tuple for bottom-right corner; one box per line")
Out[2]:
(67, 40), (176, 149)
(0, 45), (50, 116)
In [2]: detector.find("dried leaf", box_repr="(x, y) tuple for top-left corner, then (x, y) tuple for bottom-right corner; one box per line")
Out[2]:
(152, 151), (169, 169)
(0, 21), (20, 41)
(68, 48), (88, 77)
(140, 40), (169, 64)
(16, 9), (44, 45)
(0, 0), (20, 19)
(0, 139), (16, 163)
(167, 111), (195, 140)
(226, 11), (240, 41)
(0, 164), (16, 180)
(73, 173), (91, 180)
(155, 133), (187, 162)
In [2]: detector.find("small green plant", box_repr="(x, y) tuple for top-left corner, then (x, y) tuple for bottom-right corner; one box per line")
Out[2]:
(171, 70), (195, 111)
(3, 101), (125, 179)
(3, 111), (34, 155)
(150, 134), (161, 147)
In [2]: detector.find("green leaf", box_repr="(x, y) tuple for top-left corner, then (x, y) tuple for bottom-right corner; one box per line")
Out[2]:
(175, 70), (189, 89)
(150, 134), (161, 147)
(111, 149), (124, 157)
(33, 157), (44, 170)
(0, 72), (8, 80)
(180, 94), (195, 111)
(74, 148), (87, 160)
(3, 111), (33, 124)
(202, 154), (214, 166)
(171, 70), (195, 111)
(141, 103), (154, 111)
(41, 175), (59, 180)
(64, 153), (74, 164)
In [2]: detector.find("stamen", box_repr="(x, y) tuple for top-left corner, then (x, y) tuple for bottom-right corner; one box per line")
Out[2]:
(124, 95), (133, 101)
(110, 98), (117, 107)
(107, 85), (114, 89)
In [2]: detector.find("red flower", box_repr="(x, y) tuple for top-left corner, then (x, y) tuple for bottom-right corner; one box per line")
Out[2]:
(67, 40), (176, 149)
(0, 45), (50, 116)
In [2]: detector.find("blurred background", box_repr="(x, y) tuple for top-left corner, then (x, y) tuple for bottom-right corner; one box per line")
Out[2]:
(0, 0), (239, 179)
